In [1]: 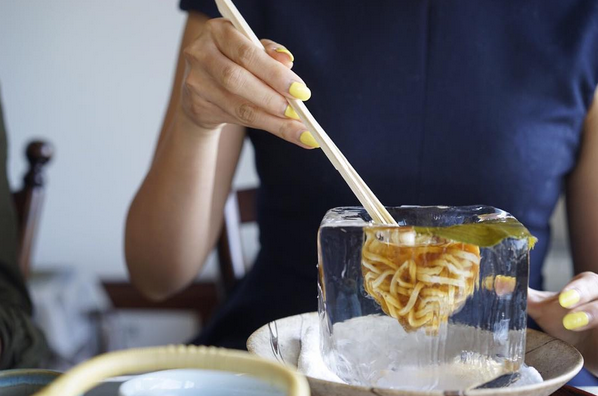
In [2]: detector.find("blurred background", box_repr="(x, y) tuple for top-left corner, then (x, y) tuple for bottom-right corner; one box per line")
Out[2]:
(0, 0), (573, 369)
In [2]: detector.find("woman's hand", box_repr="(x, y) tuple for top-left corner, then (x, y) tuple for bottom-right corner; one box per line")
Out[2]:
(528, 271), (598, 376)
(181, 18), (319, 148)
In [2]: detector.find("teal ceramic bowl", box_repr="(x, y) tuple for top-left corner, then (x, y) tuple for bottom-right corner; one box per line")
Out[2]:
(0, 369), (61, 396)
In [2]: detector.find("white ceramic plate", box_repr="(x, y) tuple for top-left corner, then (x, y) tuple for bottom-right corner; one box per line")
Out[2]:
(247, 312), (584, 396)
(119, 369), (285, 396)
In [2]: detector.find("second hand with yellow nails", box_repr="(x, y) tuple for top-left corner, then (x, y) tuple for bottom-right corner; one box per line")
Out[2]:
(559, 289), (590, 330)
(215, 0), (397, 226)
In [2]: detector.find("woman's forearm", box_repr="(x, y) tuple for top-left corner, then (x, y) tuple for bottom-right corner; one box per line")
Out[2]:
(125, 111), (221, 300)
(125, 7), (313, 300)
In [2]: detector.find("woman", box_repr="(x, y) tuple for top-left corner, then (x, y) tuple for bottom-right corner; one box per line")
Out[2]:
(125, 1), (598, 384)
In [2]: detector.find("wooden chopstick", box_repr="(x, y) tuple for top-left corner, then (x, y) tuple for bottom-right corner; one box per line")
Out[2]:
(215, 0), (397, 225)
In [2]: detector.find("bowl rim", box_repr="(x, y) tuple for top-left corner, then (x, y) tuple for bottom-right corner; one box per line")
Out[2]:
(118, 368), (285, 396)
(0, 369), (62, 387)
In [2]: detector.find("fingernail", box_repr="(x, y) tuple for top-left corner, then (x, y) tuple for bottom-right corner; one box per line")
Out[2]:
(300, 131), (319, 148)
(559, 289), (580, 308)
(494, 275), (516, 297)
(482, 276), (494, 291)
(285, 105), (300, 120)
(563, 311), (589, 330)
(289, 82), (311, 101)
(275, 48), (294, 62)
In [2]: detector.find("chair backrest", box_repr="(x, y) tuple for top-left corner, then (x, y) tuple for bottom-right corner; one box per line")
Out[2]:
(12, 140), (53, 277)
(216, 188), (257, 295)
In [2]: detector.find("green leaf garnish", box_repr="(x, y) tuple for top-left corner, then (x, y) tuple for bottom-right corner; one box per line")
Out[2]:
(413, 218), (537, 248)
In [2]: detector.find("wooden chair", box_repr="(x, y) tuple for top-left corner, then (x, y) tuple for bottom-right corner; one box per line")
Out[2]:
(216, 187), (257, 294)
(9, 139), (255, 335)
(12, 140), (54, 278)
(103, 187), (258, 322)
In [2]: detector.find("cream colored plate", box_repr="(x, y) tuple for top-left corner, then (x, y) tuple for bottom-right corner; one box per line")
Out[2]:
(247, 312), (583, 396)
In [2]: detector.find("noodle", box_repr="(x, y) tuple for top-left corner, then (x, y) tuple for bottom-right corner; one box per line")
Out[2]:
(362, 227), (481, 333)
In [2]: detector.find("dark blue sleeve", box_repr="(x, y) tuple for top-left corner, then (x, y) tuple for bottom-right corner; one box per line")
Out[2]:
(179, 0), (220, 19)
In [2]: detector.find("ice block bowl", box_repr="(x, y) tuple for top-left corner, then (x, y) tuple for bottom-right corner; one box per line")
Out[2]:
(317, 206), (536, 391)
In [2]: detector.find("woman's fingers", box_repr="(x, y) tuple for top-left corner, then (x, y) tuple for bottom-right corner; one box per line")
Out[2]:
(196, 49), (305, 131)
(186, 79), (316, 148)
(556, 272), (598, 331)
(181, 18), (313, 146)
(558, 271), (598, 309)
(527, 288), (557, 320)
(218, 97), (317, 149)
(212, 20), (311, 101)
(260, 39), (294, 68)
(563, 300), (598, 331)
(203, 49), (291, 118)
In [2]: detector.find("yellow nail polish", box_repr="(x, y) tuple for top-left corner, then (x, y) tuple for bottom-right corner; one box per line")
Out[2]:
(300, 131), (319, 148)
(285, 105), (300, 120)
(559, 289), (580, 308)
(563, 312), (589, 330)
(289, 82), (311, 101)
(275, 48), (294, 62)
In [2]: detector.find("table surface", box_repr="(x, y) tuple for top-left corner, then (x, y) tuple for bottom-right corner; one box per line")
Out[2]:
(554, 387), (598, 395)
(82, 380), (598, 395)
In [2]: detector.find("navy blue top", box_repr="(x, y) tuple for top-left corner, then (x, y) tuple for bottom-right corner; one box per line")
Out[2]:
(181, 0), (598, 385)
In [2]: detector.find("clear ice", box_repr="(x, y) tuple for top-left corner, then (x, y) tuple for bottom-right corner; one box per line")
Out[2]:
(317, 206), (530, 391)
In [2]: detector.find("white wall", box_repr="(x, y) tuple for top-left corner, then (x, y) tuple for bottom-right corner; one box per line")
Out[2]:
(0, 0), (258, 278)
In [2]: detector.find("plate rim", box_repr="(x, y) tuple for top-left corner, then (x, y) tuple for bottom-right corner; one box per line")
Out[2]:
(247, 312), (584, 395)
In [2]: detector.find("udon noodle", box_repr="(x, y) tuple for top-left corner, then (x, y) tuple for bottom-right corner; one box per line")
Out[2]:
(362, 227), (481, 333)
